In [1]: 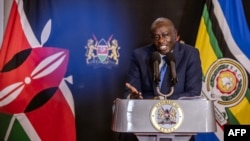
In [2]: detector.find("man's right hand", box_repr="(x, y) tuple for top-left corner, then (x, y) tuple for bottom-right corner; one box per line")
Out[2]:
(125, 83), (143, 99)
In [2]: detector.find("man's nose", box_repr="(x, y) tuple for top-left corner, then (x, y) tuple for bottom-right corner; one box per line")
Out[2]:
(158, 35), (166, 42)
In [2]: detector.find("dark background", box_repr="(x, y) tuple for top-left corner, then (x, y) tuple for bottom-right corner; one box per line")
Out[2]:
(20, 0), (249, 140)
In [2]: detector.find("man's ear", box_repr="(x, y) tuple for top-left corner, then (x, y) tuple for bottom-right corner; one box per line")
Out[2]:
(174, 29), (178, 40)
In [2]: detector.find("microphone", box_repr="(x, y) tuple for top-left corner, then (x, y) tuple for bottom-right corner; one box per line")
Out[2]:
(151, 51), (161, 85)
(166, 52), (178, 86)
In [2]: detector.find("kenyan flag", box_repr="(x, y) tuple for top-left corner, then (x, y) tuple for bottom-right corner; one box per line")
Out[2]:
(0, 0), (76, 140)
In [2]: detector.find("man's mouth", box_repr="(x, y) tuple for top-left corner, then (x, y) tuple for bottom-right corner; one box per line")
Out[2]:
(160, 45), (167, 50)
(158, 45), (171, 54)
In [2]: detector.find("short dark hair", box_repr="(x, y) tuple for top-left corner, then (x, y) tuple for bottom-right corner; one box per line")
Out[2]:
(150, 17), (176, 34)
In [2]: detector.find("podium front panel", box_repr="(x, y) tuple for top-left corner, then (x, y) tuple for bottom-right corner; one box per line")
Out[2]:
(112, 99), (216, 134)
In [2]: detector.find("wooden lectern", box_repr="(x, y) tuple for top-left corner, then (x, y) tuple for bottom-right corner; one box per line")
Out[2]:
(112, 98), (216, 141)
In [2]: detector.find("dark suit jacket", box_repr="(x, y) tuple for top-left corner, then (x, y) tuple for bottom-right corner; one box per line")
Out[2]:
(125, 42), (202, 99)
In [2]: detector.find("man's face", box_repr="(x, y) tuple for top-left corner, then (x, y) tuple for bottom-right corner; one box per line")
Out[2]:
(151, 25), (177, 55)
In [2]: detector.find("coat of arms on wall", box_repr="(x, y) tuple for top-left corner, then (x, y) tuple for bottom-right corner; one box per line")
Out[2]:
(85, 34), (120, 66)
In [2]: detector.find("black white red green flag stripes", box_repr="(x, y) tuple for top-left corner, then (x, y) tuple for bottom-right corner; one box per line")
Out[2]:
(0, 0), (76, 140)
(195, 0), (250, 140)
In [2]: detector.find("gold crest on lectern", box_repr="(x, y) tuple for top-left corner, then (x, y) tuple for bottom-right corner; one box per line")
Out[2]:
(150, 100), (183, 133)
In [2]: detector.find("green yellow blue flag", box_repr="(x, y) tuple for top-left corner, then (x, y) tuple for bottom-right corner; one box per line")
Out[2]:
(195, 0), (250, 140)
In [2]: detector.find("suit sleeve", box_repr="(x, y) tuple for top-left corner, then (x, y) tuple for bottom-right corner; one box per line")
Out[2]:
(123, 51), (142, 98)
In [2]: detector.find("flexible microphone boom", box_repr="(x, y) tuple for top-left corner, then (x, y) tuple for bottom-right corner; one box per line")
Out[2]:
(151, 51), (161, 85)
(166, 52), (178, 86)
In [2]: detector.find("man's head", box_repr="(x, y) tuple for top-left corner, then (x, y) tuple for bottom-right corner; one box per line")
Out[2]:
(150, 17), (177, 55)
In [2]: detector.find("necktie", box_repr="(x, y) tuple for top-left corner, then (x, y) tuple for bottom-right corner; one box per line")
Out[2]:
(159, 57), (167, 88)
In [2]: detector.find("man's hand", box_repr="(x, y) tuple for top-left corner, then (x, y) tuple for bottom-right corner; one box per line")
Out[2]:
(125, 83), (143, 99)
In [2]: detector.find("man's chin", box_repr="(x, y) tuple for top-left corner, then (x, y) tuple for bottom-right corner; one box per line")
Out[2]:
(159, 51), (170, 55)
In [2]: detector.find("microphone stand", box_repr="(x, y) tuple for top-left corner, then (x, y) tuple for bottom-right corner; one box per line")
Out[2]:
(156, 86), (174, 99)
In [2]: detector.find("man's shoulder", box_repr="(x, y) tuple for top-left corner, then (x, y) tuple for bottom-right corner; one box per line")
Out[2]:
(176, 42), (199, 53)
(178, 42), (195, 48)
(133, 43), (154, 53)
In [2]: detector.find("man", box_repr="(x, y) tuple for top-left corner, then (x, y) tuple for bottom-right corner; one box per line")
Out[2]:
(125, 17), (202, 100)
(119, 17), (202, 141)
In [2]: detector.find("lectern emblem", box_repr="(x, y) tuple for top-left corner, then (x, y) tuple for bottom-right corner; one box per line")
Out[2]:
(150, 100), (183, 133)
